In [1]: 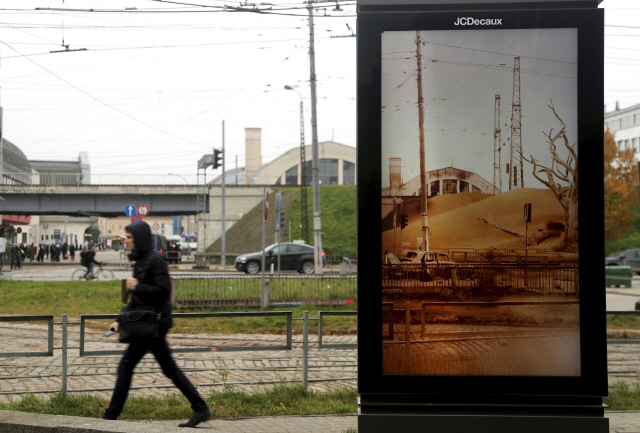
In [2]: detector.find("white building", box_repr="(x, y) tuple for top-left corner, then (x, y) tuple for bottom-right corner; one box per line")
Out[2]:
(605, 103), (640, 154)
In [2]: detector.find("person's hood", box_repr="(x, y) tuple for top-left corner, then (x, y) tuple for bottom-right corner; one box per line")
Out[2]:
(126, 221), (152, 261)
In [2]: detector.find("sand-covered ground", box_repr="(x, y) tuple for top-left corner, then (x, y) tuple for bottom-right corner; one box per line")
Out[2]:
(382, 188), (575, 255)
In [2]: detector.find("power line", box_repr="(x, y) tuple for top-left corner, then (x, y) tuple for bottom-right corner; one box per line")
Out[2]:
(0, 39), (211, 149)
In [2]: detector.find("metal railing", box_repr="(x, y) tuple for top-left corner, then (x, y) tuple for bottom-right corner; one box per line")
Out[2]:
(0, 316), (54, 357)
(0, 173), (201, 186)
(383, 263), (579, 295)
(79, 312), (293, 356)
(0, 310), (356, 395)
(173, 274), (357, 306)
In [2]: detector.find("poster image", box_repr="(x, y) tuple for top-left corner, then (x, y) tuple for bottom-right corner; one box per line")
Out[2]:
(381, 28), (580, 376)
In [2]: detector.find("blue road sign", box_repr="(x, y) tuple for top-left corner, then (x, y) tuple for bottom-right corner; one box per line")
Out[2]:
(125, 205), (137, 216)
(131, 215), (142, 223)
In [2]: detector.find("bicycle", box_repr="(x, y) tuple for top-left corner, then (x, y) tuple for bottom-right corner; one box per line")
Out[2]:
(71, 264), (114, 281)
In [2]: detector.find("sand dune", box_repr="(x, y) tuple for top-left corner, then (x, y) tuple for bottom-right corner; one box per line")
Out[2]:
(382, 188), (568, 251)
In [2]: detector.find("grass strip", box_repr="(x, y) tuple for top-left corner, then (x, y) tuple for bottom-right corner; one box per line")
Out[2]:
(606, 314), (640, 330)
(0, 281), (357, 334)
(604, 382), (640, 411)
(0, 383), (358, 420)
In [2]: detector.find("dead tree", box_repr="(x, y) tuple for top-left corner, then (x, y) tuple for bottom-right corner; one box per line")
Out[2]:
(522, 100), (578, 245)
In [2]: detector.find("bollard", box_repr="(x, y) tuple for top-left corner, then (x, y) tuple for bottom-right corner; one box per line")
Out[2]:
(62, 314), (68, 395)
(303, 310), (309, 393)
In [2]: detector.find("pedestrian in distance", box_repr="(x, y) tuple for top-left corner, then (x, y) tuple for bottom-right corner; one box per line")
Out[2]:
(101, 221), (211, 427)
(37, 244), (45, 263)
(69, 244), (76, 261)
(62, 242), (68, 260)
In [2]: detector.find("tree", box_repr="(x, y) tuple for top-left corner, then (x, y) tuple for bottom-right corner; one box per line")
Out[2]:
(522, 100), (577, 245)
(604, 129), (638, 244)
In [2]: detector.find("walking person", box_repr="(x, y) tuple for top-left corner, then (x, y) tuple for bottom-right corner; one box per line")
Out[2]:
(101, 221), (211, 426)
(69, 243), (76, 261)
(37, 244), (45, 263)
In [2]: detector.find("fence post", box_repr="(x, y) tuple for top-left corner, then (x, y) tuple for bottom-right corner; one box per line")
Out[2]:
(303, 310), (309, 393)
(405, 302), (410, 374)
(62, 314), (68, 395)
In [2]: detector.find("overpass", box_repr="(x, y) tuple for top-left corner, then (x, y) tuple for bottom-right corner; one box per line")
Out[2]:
(0, 174), (265, 218)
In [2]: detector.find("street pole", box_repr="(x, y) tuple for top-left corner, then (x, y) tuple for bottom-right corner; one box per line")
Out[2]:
(261, 188), (267, 311)
(221, 120), (226, 268)
(416, 31), (429, 252)
(307, 2), (322, 274)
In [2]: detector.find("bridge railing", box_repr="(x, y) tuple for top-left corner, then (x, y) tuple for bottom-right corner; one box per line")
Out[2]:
(1, 173), (201, 186)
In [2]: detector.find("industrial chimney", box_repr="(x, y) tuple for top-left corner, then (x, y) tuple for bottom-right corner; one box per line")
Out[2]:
(389, 158), (402, 196)
(244, 128), (262, 185)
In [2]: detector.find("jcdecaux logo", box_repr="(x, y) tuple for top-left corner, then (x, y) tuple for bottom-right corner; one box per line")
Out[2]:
(454, 17), (503, 26)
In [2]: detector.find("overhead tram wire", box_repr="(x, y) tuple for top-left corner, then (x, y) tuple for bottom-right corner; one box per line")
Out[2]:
(0, 39), (211, 149)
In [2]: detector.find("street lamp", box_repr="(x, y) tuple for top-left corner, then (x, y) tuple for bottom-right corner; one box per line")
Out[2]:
(168, 173), (191, 251)
(285, 85), (310, 245)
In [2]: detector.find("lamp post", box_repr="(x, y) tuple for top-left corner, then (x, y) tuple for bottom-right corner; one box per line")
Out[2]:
(285, 85), (310, 245)
(168, 173), (190, 252)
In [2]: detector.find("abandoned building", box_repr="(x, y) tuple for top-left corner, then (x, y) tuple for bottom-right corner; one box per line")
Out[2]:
(382, 158), (499, 197)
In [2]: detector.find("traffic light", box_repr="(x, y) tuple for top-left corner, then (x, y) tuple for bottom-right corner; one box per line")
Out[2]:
(401, 213), (408, 230)
(280, 212), (286, 224)
(213, 149), (223, 169)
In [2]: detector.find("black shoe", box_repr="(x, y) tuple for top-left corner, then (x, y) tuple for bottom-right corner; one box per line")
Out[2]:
(178, 408), (211, 428)
(100, 414), (116, 420)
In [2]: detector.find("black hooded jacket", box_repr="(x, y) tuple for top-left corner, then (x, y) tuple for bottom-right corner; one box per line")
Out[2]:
(118, 221), (173, 332)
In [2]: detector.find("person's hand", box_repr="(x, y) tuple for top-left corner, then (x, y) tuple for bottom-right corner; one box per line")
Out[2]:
(126, 278), (139, 291)
(109, 322), (119, 332)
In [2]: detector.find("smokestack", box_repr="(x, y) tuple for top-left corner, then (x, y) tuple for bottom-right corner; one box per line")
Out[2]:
(244, 128), (262, 185)
(389, 158), (401, 196)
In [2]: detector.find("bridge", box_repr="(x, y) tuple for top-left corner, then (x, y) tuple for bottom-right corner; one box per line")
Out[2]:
(0, 173), (265, 218)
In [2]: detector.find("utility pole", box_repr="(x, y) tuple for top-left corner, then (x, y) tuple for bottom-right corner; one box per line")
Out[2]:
(221, 120), (226, 268)
(306, 1), (323, 273)
(416, 31), (429, 252)
(299, 96), (309, 244)
(494, 95), (502, 194)
(509, 56), (523, 190)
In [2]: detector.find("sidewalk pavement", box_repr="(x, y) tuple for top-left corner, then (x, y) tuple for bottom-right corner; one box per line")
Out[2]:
(2, 410), (640, 432)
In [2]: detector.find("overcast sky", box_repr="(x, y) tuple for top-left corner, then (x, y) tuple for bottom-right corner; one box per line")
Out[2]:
(0, 0), (636, 180)
(381, 28), (577, 189)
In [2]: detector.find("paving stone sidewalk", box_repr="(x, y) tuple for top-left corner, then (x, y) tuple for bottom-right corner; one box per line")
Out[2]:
(1, 410), (640, 432)
(0, 322), (357, 401)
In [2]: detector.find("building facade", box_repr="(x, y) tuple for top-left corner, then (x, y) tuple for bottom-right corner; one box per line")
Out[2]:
(605, 103), (640, 154)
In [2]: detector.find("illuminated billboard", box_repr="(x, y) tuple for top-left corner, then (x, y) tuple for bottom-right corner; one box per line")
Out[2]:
(358, 6), (606, 396)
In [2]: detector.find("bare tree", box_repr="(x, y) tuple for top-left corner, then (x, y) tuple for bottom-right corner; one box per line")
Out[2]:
(522, 100), (578, 245)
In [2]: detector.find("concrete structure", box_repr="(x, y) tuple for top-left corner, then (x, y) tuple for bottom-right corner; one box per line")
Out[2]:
(382, 164), (498, 197)
(244, 128), (263, 185)
(606, 102), (640, 155)
(213, 134), (356, 186)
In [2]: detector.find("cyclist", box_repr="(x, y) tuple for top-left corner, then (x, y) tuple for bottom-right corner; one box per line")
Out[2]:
(10, 243), (21, 269)
(80, 245), (104, 279)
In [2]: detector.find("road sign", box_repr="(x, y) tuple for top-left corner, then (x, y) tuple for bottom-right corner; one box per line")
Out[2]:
(54, 229), (60, 236)
(131, 215), (142, 223)
(137, 204), (150, 217)
(276, 192), (281, 212)
(263, 190), (269, 222)
(125, 205), (136, 216)
(152, 222), (160, 231)
(43, 224), (48, 230)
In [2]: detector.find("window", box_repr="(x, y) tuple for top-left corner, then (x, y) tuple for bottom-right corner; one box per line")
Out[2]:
(633, 138), (638, 152)
(343, 161), (355, 185)
(443, 179), (457, 194)
(618, 140), (624, 151)
(625, 139), (630, 150)
(460, 181), (469, 193)
(289, 244), (307, 253)
(285, 166), (298, 185)
(429, 180), (440, 197)
(304, 159), (339, 185)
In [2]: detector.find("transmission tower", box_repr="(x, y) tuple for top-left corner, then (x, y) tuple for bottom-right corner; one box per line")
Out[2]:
(493, 95), (502, 194)
(299, 99), (310, 244)
(508, 56), (523, 190)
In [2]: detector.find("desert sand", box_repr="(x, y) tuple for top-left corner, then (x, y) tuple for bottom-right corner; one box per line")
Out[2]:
(382, 188), (572, 253)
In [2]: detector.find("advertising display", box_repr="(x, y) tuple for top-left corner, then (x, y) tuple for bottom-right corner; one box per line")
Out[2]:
(357, 3), (606, 399)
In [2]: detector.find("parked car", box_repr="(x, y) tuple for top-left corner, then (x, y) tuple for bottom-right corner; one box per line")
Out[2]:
(235, 242), (326, 274)
(150, 234), (181, 263)
(606, 248), (640, 273)
(387, 251), (454, 281)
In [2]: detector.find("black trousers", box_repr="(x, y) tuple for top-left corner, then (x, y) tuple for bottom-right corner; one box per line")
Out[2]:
(103, 336), (208, 419)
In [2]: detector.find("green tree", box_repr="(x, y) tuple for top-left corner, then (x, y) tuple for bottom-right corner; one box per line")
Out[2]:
(605, 129), (639, 244)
